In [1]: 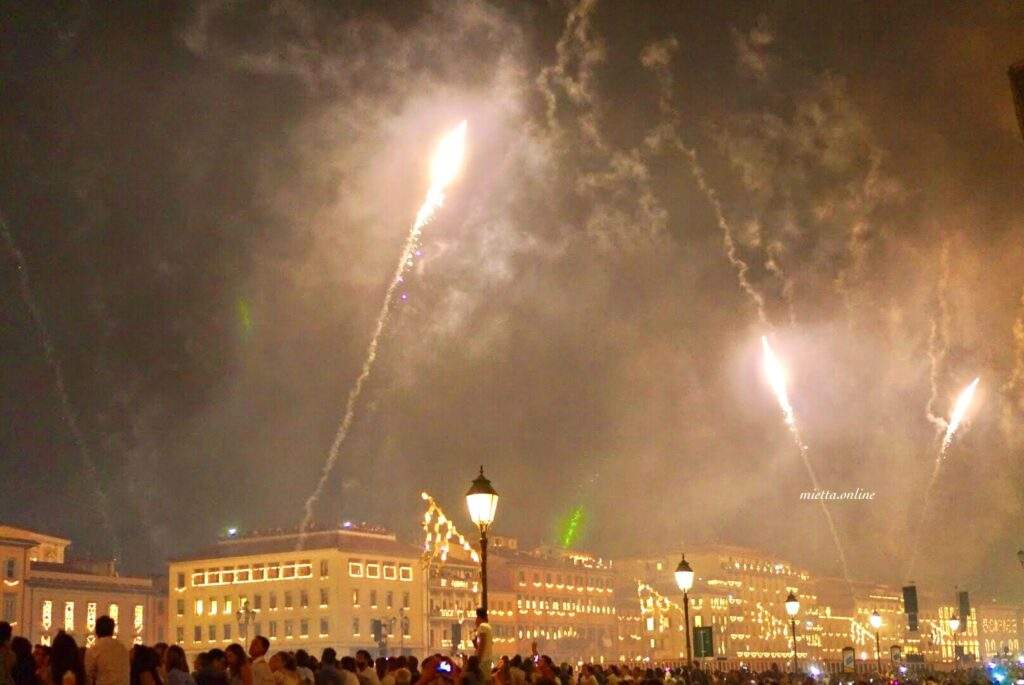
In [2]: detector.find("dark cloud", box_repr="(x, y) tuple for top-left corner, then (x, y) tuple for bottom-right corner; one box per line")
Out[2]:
(0, 0), (1023, 602)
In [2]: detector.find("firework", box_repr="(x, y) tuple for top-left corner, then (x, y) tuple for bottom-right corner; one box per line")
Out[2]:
(941, 377), (980, 454)
(298, 122), (468, 543)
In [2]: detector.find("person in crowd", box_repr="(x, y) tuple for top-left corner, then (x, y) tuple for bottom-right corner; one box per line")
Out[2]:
(245, 640), (271, 685)
(84, 617), (129, 685)
(381, 660), (400, 685)
(10, 637), (34, 685)
(405, 660), (420, 685)
(130, 646), (161, 685)
(275, 653), (299, 685)
(32, 646), (50, 685)
(0, 623), (14, 685)
(151, 647), (167, 683)
(314, 651), (340, 685)
(294, 653), (313, 685)
(459, 658), (481, 685)
(162, 647), (193, 685)
(393, 671), (410, 685)
(473, 610), (492, 684)
(373, 662), (385, 685)
(337, 659), (358, 685)
(224, 645), (252, 685)
(47, 632), (85, 685)
(353, 653), (377, 685)
(193, 650), (227, 685)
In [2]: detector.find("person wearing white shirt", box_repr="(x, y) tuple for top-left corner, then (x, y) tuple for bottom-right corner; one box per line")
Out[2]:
(84, 617), (129, 685)
(248, 637), (274, 685)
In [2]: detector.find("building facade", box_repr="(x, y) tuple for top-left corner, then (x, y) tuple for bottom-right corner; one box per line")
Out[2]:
(0, 524), (162, 646)
(168, 525), (426, 657)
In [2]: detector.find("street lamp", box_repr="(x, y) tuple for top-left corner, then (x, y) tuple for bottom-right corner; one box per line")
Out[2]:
(466, 466), (498, 613)
(235, 600), (255, 640)
(785, 592), (800, 675)
(869, 610), (882, 673)
(674, 554), (695, 667)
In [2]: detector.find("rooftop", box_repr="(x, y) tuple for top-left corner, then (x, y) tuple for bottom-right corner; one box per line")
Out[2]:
(172, 524), (422, 562)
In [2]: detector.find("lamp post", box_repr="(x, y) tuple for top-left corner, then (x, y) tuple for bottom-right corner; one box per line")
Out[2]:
(674, 554), (695, 667)
(948, 616), (961, 667)
(785, 592), (800, 675)
(869, 610), (882, 673)
(235, 601), (255, 640)
(466, 466), (499, 614)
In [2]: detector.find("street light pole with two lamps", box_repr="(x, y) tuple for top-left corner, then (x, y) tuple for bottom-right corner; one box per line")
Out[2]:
(674, 554), (694, 667)
(785, 592), (800, 675)
(949, 615), (961, 667)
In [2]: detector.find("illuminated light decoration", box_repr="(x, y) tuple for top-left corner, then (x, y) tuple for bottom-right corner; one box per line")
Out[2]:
(40, 635), (50, 647)
(85, 635), (96, 648)
(298, 121), (468, 539)
(87, 603), (97, 632)
(109, 604), (119, 633)
(420, 492), (480, 566)
(41, 600), (52, 631)
(2, 580), (19, 587)
(63, 601), (74, 631)
(134, 605), (144, 634)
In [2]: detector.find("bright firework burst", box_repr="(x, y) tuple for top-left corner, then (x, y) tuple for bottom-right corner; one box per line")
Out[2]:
(298, 121), (468, 543)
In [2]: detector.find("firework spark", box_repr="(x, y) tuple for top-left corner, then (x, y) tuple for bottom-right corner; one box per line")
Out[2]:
(298, 121), (468, 543)
(941, 377), (980, 454)
(760, 336), (853, 589)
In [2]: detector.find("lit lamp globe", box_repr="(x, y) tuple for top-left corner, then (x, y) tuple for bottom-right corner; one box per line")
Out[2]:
(785, 592), (800, 618)
(949, 617), (961, 632)
(870, 610), (882, 630)
(466, 467), (499, 530)
(674, 555), (694, 592)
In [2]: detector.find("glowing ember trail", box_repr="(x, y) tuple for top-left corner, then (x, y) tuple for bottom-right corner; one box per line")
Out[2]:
(761, 336), (853, 589)
(907, 376), (981, 578)
(298, 122), (468, 543)
(941, 377), (980, 454)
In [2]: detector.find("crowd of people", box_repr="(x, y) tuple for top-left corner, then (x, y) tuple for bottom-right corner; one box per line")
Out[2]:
(0, 611), (1009, 685)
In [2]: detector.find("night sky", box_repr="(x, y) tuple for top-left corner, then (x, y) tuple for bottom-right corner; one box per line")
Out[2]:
(1, 1), (1023, 598)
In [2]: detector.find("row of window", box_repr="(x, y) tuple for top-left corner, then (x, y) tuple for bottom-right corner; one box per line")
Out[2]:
(181, 588), (412, 616)
(38, 600), (143, 634)
(516, 596), (615, 614)
(348, 561), (414, 582)
(178, 559), (416, 589)
(515, 570), (613, 591)
(181, 560), (325, 588)
(178, 615), (412, 644)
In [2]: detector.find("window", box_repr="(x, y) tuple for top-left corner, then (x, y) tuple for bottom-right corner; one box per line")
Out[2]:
(208, 625), (216, 641)
(300, 590), (308, 609)
(193, 626), (202, 642)
(4, 559), (14, 579)
(401, 616), (411, 638)
(320, 588), (329, 607)
(349, 561), (363, 578)
(300, 619), (309, 637)
(176, 626), (184, 644)
(386, 591), (393, 610)
(224, 623), (232, 640)
(403, 592), (410, 609)
(352, 590), (360, 607)
(253, 594), (262, 610)
(2, 594), (15, 622)
(370, 590), (378, 608)
(268, 621), (277, 638)
(210, 598), (218, 615)
(176, 600), (184, 617)
(284, 620), (294, 638)
(284, 592), (293, 609)
(269, 593), (277, 610)
(254, 622), (262, 637)
(399, 566), (413, 582)
(320, 618), (329, 635)
(223, 597), (233, 614)
(366, 563), (380, 579)
(383, 564), (397, 580)
(352, 618), (360, 636)
(268, 564), (280, 580)
(319, 560), (329, 577)
(517, 571), (525, 584)
(176, 573), (186, 589)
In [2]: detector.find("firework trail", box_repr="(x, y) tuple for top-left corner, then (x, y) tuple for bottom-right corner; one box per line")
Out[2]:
(761, 336), (853, 589)
(1001, 288), (1024, 441)
(0, 211), (122, 559)
(907, 376), (981, 578)
(298, 122), (468, 543)
(925, 241), (951, 432)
